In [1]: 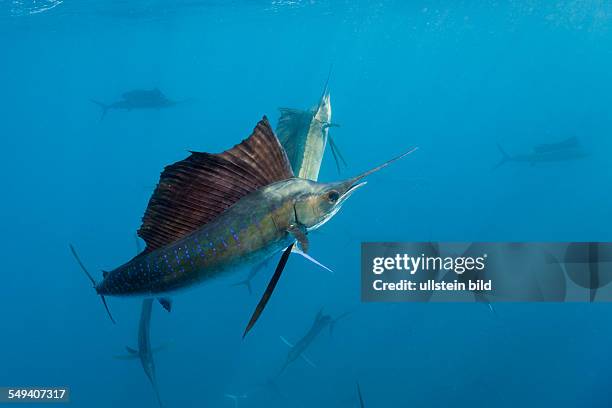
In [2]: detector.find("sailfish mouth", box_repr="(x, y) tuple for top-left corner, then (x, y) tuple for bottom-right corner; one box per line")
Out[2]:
(338, 181), (367, 206)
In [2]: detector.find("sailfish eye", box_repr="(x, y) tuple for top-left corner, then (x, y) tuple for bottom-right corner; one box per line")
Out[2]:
(326, 190), (340, 203)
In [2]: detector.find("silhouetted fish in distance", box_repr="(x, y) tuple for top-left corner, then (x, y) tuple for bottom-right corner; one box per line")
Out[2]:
(495, 137), (587, 169)
(231, 256), (274, 294)
(279, 308), (351, 373)
(532, 136), (580, 154)
(91, 88), (183, 119)
(114, 299), (166, 407)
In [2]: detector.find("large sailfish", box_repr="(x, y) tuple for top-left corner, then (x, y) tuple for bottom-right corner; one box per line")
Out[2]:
(73, 117), (415, 336)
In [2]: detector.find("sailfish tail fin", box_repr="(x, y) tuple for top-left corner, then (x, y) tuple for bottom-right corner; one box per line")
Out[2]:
(69, 244), (116, 324)
(231, 278), (253, 294)
(90, 100), (110, 120)
(224, 393), (248, 408)
(151, 380), (164, 408)
(494, 143), (511, 169)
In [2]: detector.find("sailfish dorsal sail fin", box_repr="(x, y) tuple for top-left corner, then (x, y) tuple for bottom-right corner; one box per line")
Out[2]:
(276, 108), (312, 172)
(137, 117), (294, 253)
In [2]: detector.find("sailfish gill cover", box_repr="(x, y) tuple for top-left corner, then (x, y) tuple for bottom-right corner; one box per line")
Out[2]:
(2, 1), (612, 408)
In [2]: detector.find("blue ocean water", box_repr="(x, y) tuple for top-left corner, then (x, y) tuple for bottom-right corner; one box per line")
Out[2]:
(1, 1), (612, 407)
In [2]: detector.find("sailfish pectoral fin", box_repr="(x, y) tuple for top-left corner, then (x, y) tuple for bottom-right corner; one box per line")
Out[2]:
(126, 346), (139, 355)
(279, 336), (294, 348)
(113, 345), (139, 360)
(288, 225), (308, 252)
(300, 353), (317, 368)
(243, 243), (294, 339)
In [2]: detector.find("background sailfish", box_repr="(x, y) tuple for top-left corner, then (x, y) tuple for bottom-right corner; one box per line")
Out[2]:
(279, 309), (350, 374)
(114, 299), (165, 407)
(276, 73), (345, 179)
(234, 82), (341, 293)
(231, 74), (345, 294)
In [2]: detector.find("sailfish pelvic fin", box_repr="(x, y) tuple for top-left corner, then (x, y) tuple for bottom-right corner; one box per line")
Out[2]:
(291, 246), (334, 274)
(301, 353), (317, 368)
(288, 224), (309, 252)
